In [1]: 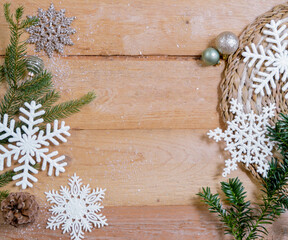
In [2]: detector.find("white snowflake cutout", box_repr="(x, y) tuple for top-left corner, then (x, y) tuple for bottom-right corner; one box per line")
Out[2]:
(0, 101), (70, 189)
(208, 98), (275, 177)
(46, 174), (108, 240)
(242, 19), (288, 98)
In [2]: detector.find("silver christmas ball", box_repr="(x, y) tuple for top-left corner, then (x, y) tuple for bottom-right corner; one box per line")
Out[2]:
(202, 47), (220, 66)
(215, 31), (239, 55)
(26, 56), (44, 77)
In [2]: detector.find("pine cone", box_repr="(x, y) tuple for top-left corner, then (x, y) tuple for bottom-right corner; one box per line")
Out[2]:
(0, 192), (39, 227)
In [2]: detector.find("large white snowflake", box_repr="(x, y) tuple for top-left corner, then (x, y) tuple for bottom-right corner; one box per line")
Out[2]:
(46, 174), (108, 240)
(0, 101), (70, 189)
(26, 3), (76, 58)
(242, 19), (288, 98)
(207, 98), (275, 177)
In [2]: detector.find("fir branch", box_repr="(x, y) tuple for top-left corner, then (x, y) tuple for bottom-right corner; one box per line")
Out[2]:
(38, 90), (61, 108)
(246, 158), (288, 239)
(221, 178), (253, 239)
(198, 157), (288, 240)
(197, 187), (233, 233)
(268, 113), (288, 154)
(0, 163), (40, 189)
(0, 190), (9, 203)
(43, 92), (96, 123)
(198, 179), (253, 240)
(1, 3), (96, 123)
(0, 170), (15, 188)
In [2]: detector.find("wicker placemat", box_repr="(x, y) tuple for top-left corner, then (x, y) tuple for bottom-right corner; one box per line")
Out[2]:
(220, 3), (288, 178)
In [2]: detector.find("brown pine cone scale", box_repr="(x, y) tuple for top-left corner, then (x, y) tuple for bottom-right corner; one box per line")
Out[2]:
(1, 192), (39, 227)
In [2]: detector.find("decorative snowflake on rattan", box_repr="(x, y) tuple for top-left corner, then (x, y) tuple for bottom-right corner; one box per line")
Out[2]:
(207, 98), (275, 177)
(242, 19), (288, 98)
(26, 3), (76, 58)
(0, 101), (70, 189)
(46, 174), (108, 240)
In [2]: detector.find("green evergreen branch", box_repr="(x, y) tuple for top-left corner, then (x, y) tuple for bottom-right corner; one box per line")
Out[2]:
(38, 90), (61, 108)
(0, 163), (40, 203)
(0, 170), (16, 188)
(268, 113), (288, 154)
(197, 187), (237, 237)
(43, 92), (96, 122)
(221, 178), (253, 239)
(1, 4), (95, 122)
(1, 3), (96, 131)
(0, 3), (96, 201)
(0, 190), (9, 203)
(198, 157), (288, 239)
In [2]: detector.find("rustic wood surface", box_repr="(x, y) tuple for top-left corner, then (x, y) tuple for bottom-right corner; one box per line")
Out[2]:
(1, 0), (288, 239)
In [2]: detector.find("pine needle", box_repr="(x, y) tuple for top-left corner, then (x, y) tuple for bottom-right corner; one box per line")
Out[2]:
(0, 3), (95, 190)
(0, 190), (9, 203)
(43, 91), (96, 122)
(198, 113), (288, 239)
(0, 170), (15, 188)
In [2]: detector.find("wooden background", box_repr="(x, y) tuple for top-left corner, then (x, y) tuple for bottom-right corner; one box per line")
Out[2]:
(0, 0), (288, 239)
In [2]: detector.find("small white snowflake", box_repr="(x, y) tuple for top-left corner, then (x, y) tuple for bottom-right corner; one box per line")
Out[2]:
(0, 101), (70, 189)
(26, 3), (76, 58)
(242, 19), (288, 98)
(46, 174), (108, 240)
(208, 98), (275, 177)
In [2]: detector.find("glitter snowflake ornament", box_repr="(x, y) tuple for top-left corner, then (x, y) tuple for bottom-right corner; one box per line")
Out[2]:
(208, 98), (276, 177)
(0, 101), (70, 189)
(46, 174), (108, 240)
(242, 19), (288, 98)
(26, 3), (76, 58)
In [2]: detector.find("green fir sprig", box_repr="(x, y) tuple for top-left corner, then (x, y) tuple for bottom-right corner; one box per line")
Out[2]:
(0, 3), (95, 200)
(1, 3), (96, 130)
(268, 113), (288, 155)
(198, 114), (288, 239)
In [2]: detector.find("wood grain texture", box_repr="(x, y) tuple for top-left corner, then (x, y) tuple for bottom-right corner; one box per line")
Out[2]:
(0, 0), (286, 56)
(44, 56), (223, 130)
(1, 55), (224, 130)
(0, 205), (231, 240)
(0, 205), (287, 240)
(2, 129), (261, 206)
(0, 56), (223, 130)
(1, 0), (288, 239)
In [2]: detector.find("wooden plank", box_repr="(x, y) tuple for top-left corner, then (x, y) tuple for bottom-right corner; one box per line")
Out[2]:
(5, 129), (261, 206)
(0, 205), (287, 239)
(0, 56), (223, 130)
(0, 0), (286, 56)
(43, 56), (223, 130)
(0, 205), (231, 240)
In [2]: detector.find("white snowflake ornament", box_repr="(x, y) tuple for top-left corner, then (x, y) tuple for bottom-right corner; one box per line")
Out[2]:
(242, 19), (288, 98)
(0, 101), (70, 189)
(208, 98), (276, 177)
(26, 3), (76, 58)
(46, 174), (108, 240)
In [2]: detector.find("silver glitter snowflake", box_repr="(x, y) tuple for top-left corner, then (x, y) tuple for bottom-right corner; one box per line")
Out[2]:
(26, 3), (76, 58)
(208, 98), (276, 177)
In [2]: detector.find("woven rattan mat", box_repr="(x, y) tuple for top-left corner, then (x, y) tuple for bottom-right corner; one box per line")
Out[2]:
(219, 3), (288, 178)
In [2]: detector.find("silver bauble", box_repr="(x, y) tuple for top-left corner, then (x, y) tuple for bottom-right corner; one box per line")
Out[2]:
(202, 47), (220, 66)
(215, 31), (239, 55)
(26, 56), (44, 77)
